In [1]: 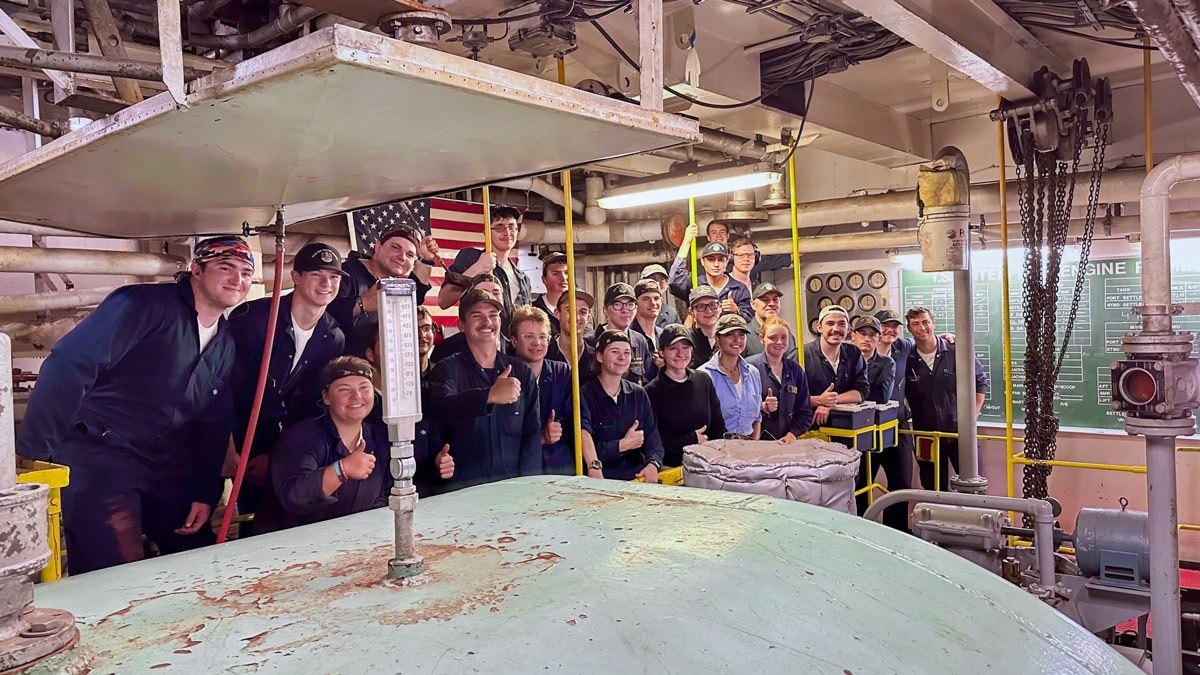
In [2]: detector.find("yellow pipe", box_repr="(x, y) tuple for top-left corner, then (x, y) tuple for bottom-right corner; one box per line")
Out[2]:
(1011, 454), (1147, 475)
(789, 151), (805, 366)
(689, 197), (699, 288)
(998, 95), (1016, 509)
(482, 185), (493, 254)
(1145, 36), (1153, 174)
(556, 57), (584, 477)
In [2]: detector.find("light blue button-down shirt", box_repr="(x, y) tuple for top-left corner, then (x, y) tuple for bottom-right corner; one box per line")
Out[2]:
(699, 354), (762, 436)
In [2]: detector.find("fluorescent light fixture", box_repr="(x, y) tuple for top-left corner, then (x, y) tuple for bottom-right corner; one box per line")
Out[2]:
(597, 162), (782, 210)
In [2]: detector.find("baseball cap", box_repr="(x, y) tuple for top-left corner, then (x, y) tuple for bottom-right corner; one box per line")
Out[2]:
(715, 314), (751, 335)
(689, 285), (719, 306)
(193, 236), (254, 268)
(595, 329), (631, 354)
(604, 282), (636, 306)
(556, 290), (595, 310)
(634, 278), (661, 298)
(700, 242), (731, 259)
(320, 356), (376, 390)
(640, 263), (669, 280)
(542, 251), (567, 267)
(458, 288), (504, 319)
(753, 282), (783, 300)
(875, 309), (902, 325)
(293, 242), (348, 276)
(818, 305), (849, 323)
(657, 323), (694, 350)
(852, 315), (882, 333)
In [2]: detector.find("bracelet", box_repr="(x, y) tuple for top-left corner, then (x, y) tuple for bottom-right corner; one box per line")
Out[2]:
(333, 459), (349, 484)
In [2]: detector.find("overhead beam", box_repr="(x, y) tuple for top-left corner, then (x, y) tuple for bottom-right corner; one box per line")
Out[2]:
(0, 9), (72, 91)
(840, 0), (1067, 99)
(79, 0), (145, 104)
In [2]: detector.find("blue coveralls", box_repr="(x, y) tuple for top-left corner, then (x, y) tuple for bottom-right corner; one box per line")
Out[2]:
(579, 378), (664, 480)
(745, 353), (814, 442)
(227, 293), (345, 519)
(905, 337), (990, 492)
(427, 350), (542, 491)
(328, 251), (431, 357)
(17, 278), (235, 574)
(535, 359), (575, 475)
(666, 256), (754, 321)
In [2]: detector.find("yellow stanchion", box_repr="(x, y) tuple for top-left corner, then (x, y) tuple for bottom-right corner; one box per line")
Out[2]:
(482, 185), (493, 254)
(688, 197), (698, 288)
(557, 56), (584, 477)
(788, 151), (804, 366)
(998, 95), (1017, 533)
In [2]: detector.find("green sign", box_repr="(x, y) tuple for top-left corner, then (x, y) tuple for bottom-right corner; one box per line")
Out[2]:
(900, 256), (1200, 431)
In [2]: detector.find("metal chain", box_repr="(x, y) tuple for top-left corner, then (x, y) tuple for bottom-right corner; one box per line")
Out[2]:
(1019, 103), (1109, 523)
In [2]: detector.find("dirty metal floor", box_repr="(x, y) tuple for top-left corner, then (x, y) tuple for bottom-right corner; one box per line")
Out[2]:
(31, 477), (1136, 673)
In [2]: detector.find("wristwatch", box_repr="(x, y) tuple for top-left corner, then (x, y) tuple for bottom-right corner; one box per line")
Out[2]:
(587, 459), (603, 470)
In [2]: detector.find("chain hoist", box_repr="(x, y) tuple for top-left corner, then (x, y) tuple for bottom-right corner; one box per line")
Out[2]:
(992, 59), (1112, 523)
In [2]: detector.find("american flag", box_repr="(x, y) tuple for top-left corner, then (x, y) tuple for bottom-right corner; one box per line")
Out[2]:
(349, 197), (485, 328)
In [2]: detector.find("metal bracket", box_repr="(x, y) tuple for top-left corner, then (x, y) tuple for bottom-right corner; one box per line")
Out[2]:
(157, 0), (186, 106)
(79, 0), (144, 104)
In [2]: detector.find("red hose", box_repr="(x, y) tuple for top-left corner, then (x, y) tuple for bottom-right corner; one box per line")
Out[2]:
(216, 223), (285, 544)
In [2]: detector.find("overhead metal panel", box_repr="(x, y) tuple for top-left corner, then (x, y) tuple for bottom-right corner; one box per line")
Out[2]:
(31, 477), (1136, 673)
(0, 26), (699, 237)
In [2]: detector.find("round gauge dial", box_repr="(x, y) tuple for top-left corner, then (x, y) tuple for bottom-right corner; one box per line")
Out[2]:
(837, 295), (855, 311)
(817, 296), (833, 309)
(867, 270), (887, 289)
(847, 272), (865, 291)
(858, 293), (878, 312)
(806, 276), (824, 293)
(826, 274), (844, 292)
(809, 319), (821, 334)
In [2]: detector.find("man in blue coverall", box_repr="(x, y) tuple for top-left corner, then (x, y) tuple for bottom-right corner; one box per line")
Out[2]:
(17, 236), (254, 574)
(666, 223), (753, 321)
(226, 242), (347, 525)
(427, 288), (542, 491)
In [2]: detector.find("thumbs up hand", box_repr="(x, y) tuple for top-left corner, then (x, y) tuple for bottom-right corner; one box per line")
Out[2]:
(542, 409), (564, 445)
(763, 388), (779, 414)
(812, 384), (839, 407)
(695, 424), (708, 445)
(435, 444), (454, 479)
(488, 364), (522, 405)
(618, 420), (644, 452)
(342, 436), (375, 480)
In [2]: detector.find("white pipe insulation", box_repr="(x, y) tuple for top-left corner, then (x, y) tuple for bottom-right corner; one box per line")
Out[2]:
(0, 246), (184, 276)
(495, 177), (583, 215)
(0, 286), (119, 315)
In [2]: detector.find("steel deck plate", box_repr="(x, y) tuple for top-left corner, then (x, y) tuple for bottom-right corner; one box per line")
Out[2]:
(0, 26), (698, 237)
(30, 477), (1135, 674)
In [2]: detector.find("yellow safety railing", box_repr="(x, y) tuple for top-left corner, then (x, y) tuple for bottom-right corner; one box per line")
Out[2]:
(16, 459), (68, 582)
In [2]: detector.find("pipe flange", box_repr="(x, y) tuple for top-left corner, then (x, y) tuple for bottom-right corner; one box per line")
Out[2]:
(1121, 331), (1195, 359)
(949, 474), (989, 494)
(0, 484), (50, 578)
(712, 210), (768, 224)
(388, 556), (424, 579)
(380, 7), (452, 47)
(1124, 413), (1195, 438)
(0, 605), (79, 673)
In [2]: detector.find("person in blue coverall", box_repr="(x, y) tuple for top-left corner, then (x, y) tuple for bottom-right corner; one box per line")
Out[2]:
(427, 288), (542, 491)
(226, 242), (346, 525)
(511, 304), (574, 475)
(16, 236), (254, 574)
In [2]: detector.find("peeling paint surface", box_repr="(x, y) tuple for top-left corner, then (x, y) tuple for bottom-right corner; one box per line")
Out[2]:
(31, 477), (1136, 673)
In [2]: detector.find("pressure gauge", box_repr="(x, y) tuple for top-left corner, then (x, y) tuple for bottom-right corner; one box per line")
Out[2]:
(377, 278), (423, 441)
(868, 270), (887, 289)
(858, 293), (878, 312)
(846, 272), (864, 291)
(806, 276), (824, 293)
(826, 274), (843, 292)
(837, 295), (854, 311)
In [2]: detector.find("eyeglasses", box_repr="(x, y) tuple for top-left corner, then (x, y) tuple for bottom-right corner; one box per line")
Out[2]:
(518, 333), (550, 343)
(732, 253), (755, 259)
(608, 301), (636, 311)
(693, 301), (720, 312)
(417, 324), (437, 334)
(491, 224), (519, 233)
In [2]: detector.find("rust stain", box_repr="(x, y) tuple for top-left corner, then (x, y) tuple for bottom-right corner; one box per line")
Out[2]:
(497, 536), (516, 544)
(242, 630), (271, 650)
(150, 663), (170, 669)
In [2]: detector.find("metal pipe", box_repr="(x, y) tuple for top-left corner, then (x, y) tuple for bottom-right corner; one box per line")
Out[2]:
(650, 144), (729, 164)
(1172, 0), (1200, 55)
(496, 176), (583, 215)
(576, 228), (919, 267)
(1126, 0), (1200, 109)
(1147, 435), (1182, 673)
(0, 246), (183, 276)
(522, 218), (664, 245)
(0, 105), (62, 138)
(0, 44), (209, 81)
(0, 285), (117, 315)
(0, 220), (100, 237)
(862, 489), (1056, 589)
(0, 333), (12, 488)
(187, 0), (235, 21)
(698, 128), (771, 160)
(186, 5), (323, 50)
(584, 174), (606, 226)
(1142, 156), (1200, 332)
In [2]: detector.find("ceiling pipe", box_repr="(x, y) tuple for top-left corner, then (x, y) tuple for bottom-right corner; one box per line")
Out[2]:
(1171, 0), (1200, 57)
(0, 286), (119, 315)
(495, 177), (583, 215)
(0, 221), (102, 237)
(522, 218), (666, 245)
(0, 246), (184, 276)
(0, 44), (210, 81)
(584, 174), (606, 226)
(649, 145), (730, 164)
(186, 5), (323, 50)
(699, 128), (772, 160)
(575, 229), (920, 267)
(1, 315), (86, 356)
(0, 106), (63, 138)
(1127, 0), (1200, 109)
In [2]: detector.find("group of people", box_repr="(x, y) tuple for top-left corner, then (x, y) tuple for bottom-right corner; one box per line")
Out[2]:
(14, 206), (988, 576)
